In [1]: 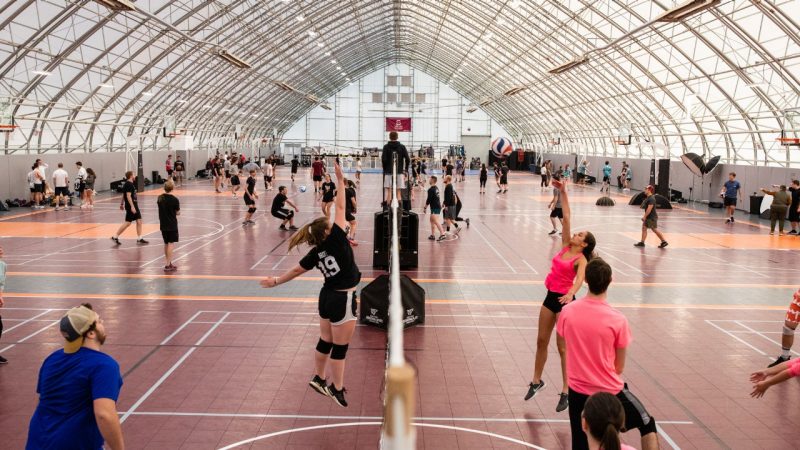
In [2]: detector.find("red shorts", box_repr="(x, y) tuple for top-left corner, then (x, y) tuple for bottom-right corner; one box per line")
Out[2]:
(787, 289), (800, 323)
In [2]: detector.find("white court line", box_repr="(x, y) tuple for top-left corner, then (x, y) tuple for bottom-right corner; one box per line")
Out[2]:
(521, 259), (539, 274)
(118, 410), (693, 425)
(249, 253), (270, 271)
(596, 250), (639, 277)
(657, 424), (682, 450)
(705, 320), (768, 357)
(0, 307), (69, 311)
(214, 421), (545, 450)
(1, 309), (53, 333)
(146, 218), (244, 267)
(270, 255), (287, 270)
(191, 320), (537, 330)
(709, 320), (782, 323)
(200, 310), (538, 319)
(689, 248), (768, 279)
(119, 312), (230, 424)
(472, 224), (517, 274)
(734, 320), (800, 356)
(19, 239), (97, 265)
(0, 319), (60, 353)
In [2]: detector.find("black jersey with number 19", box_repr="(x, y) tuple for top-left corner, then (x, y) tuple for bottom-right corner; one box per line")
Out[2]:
(299, 224), (361, 290)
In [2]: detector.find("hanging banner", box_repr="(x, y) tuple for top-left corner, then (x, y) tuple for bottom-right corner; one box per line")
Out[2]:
(385, 117), (412, 132)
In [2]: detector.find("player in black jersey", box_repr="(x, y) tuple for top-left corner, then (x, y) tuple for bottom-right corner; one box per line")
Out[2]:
(479, 163), (488, 194)
(320, 174), (336, 219)
(271, 186), (299, 231)
(344, 179), (358, 246)
(261, 161), (360, 408)
(290, 155), (299, 182)
(242, 170), (258, 225)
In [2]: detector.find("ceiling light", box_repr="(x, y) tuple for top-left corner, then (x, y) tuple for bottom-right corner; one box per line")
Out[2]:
(655, 0), (720, 22)
(305, 94), (320, 102)
(141, 91), (153, 96)
(296, 15), (304, 21)
(341, 72), (346, 76)
(466, 106), (478, 113)
(504, 86), (527, 96)
(216, 49), (252, 69)
(177, 99), (187, 103)
(330, 60), (336, 64)
(221, 109), (231, 112)
(251, 114), (259, 118)
(317, 42), (324, 47)
(548, 56), (588, 74)
(92, 0), (136, 11)
(99, 83), (114, 88)
(308, 30), (317, 37)
(336, 66), (341, 70)
(325, 51), (331, 56)
(33, 70), (51, 76)
(479, 99), (493, 107)
(203, 105), (211, 109)
(345, 77), (350, 81)
(273, 81), (296, 92)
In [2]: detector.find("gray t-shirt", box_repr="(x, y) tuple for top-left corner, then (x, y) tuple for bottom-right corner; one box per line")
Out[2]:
(643, 195), (657, 219)
(552, 189), (562, 209)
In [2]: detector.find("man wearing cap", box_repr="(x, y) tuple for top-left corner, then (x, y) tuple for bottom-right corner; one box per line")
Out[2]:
(634, 185), (668, 249)
(26, 304), (124, 450)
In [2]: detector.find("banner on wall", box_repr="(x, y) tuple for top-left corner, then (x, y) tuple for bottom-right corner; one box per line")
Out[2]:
(385, 117), (412, 132)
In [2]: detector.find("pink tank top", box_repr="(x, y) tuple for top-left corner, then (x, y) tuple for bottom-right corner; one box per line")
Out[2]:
(544, 246), (581, 294)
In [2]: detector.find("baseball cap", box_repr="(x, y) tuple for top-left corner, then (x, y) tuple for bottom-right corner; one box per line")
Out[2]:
(60, 305), (99, 353)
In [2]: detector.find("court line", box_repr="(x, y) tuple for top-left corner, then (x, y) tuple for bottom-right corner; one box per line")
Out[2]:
(521, 259), (539, 274)
(471, 223), (517, 273)
(190, 320), (538, 330)
(270, 255), (287, 270)
(705, 320), (768, 357)
(1, 309), (54, 333)
(119, 312), (230, 424)
(1, 291), (791, 310)
(6, 271), (800, 288)
(0, 319), (60, 353)
(733, 320), (800, 356)
(214, 421), (545, 450)
(656, 424), (681, 450)
(18, 239), (98, 266)
(140, 217), (242, 268)
(249, 253), (270, 270)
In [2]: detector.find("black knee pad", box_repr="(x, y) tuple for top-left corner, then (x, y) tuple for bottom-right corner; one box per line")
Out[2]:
(330, 343), (349, 360)
(640, 415), (657, 436)
(248, 207), (257, 214)
(316, 338), (332, 354)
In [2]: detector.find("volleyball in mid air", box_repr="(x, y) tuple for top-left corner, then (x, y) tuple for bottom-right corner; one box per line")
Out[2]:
(491, 137), (514, 159)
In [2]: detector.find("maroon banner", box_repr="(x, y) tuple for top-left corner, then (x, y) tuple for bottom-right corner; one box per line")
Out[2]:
(385, 117), (412, 132)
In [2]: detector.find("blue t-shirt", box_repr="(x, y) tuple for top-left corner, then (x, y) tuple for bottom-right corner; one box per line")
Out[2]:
(27, 348), (123, 450)
(603, 165), (612, 177)
(626, 167), (632, 179)
(724, 180), (741, 198)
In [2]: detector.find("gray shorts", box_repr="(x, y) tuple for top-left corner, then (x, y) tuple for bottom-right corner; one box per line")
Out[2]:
(443, 206), (456, 221)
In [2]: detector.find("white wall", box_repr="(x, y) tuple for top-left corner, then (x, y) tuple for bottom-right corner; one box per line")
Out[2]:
(544, 152), (800, 210)
(0, 149), (209, 201)
(461, 135), (491, 162)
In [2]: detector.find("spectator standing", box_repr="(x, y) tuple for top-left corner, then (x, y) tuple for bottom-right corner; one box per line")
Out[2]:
(788, 180), (800, 235)
(157, 181), (180, 272)
(76, 162), (88, 208)
(84, 168), (97, 209)
(761, 185), (791, 235)
(381, 131), (410, 206)
(165, 155), (174, 181)
(26, 304), (124, 450)
(51, 163), (70, 211)
(173, 155), (185, 186)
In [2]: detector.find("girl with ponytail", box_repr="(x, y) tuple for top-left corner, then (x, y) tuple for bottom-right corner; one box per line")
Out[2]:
(525, 178), (597, 413)
(261, 161), (361, 408)
(582, 392), (635, 450)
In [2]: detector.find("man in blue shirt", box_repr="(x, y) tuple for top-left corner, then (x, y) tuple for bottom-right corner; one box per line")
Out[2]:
(721, 172), (741, 224)
(602, 161), (612, 194)
(27, 304), (124, 450)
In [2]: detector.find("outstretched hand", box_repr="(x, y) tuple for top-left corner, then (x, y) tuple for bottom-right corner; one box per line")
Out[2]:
(552, 179), (566, 192)
(749, 370), (768, 383)
(750, 381), (769, 398)
(334, 161), (344, 181)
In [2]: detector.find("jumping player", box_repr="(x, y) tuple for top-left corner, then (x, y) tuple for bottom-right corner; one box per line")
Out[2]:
(321, 173), (336, 219)
(261, 161), (361, 408)
(525, 179), (595, 413)
(271, 186), (299, 231)
(634, 185), (668, 248)
(242, 169), (258, 225)
(479, 163), (488, 194)
(424, 176), (446, 241)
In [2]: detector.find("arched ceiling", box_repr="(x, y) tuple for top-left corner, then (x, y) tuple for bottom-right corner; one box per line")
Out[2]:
(1, 0), (799, 163)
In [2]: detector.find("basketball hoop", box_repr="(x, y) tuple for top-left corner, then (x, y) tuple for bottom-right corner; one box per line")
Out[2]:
(0, 124), (17, 133)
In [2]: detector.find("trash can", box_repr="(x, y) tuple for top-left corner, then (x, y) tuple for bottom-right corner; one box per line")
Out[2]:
(749, 195), (763, 215)
(152, 170), (160, 184)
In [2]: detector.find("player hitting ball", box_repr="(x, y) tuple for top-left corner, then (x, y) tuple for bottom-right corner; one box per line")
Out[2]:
(261, 160), (360, 408)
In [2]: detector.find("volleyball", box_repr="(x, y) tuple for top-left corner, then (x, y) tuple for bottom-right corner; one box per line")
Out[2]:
(299, 185), (307, 193)
(491, 137), (513, 159)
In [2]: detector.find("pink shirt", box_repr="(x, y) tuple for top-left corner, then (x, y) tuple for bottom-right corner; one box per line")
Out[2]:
(622, 445), (636, 450)
(544, 246), (581, 294)
(788, 359), (800, 378)
(557, 296), (632, 395)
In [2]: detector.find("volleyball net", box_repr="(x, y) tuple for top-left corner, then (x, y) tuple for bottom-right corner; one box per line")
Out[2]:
(380, 155), (416, 450)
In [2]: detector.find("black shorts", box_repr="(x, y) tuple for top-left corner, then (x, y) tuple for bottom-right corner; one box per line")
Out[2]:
(291, 167), (298, 174)
(322, 195), (334, 203)
(166, 169), (174, 176)
(271, 208), (293, 220)
(29, 187), (35, 193)
(244, 194), (255, 206)
(790, 207), (800, 222)
(550, 207), (563, 219)
(443, 206), (456, 221)
(313, 175), (323, 182)
(568, 385), (657, 450)
(161, 229), (179, 244)
(319, 288), (358, 325)
(265, 175), (273, 182)
(125, 209), (142, 222)
(542, 290), (573, 314)
(231, 175), (240, 186)
(500, 175), (508, 184)
(55, 187), (69, 197)
(602, 175), (610, 182)
(346, 211), (356, 222)
(225, 170), (230, 178)
(723, 197), (736, 207)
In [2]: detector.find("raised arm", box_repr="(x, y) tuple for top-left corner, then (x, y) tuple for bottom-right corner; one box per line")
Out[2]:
(333, 162), (347, 229)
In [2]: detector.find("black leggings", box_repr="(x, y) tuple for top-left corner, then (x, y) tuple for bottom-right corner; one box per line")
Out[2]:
(480, 178), (487, 188)
(541, 175), (547, 187)
(0, 314), (3, 341)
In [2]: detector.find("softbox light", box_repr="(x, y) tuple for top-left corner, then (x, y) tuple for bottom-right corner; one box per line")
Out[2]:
(680, 153), (704, 177)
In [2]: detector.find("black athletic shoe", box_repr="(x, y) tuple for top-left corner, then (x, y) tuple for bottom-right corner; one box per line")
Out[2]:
(289, 225), (299, 230)
(725, 219), (732, 224)
(658, 241), (669, 248)
(309, 375), (330, 397)
(548, 230), (557, 235)
(437, 235), (446, 242)
(497, 190), (503, 193)
(768, 356), (790, 368)
(326, 385), (348, 407)
(524, 380), (546, 401)
(789, 230), (798, 235)
(465, 218), (470, 228)
(279, 225), (287, 230)
(137, 238), (149, 244)
(556, 393), (569, 412)
(111, 237), (121, 245)
(731, 217), (735, 223)
(634, 241), (645, 247)
(0, 355), (7, 364)
(428, 235), (436, 240)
